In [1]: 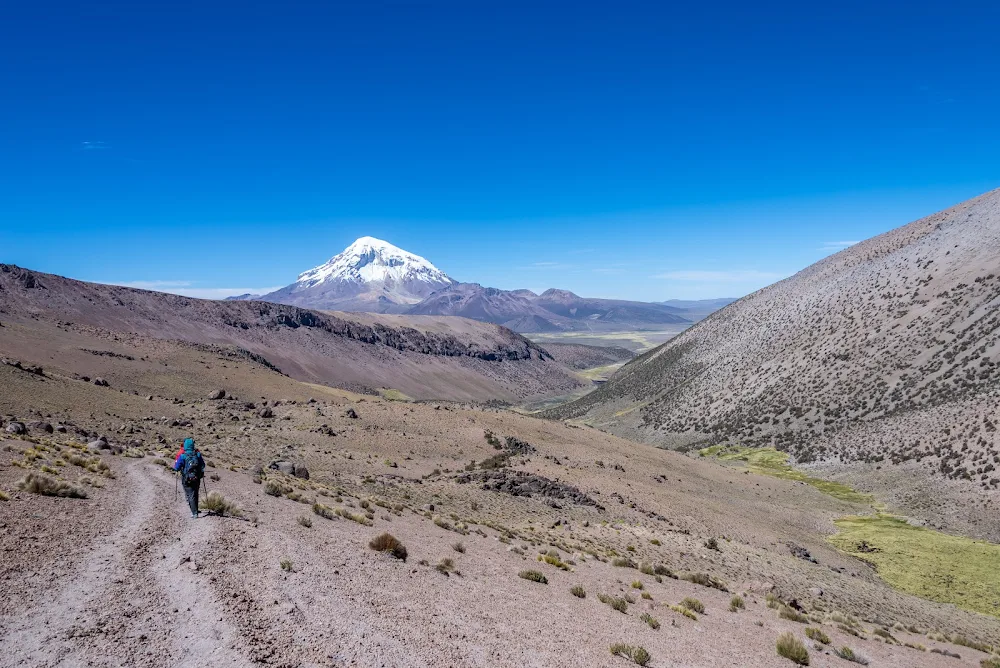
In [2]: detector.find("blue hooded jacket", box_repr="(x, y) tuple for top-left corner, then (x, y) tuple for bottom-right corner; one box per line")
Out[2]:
(173, 438), (205, 479)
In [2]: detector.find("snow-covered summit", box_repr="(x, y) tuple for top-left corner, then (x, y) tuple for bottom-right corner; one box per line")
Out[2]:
(295, 237), (451, 289)
(260, 237), (454, 311)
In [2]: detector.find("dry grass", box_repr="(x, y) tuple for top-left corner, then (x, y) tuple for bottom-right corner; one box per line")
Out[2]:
(17, 472), (87, 498)
(835, 646), (870, 665)
(199, 491), (242, 517)
(369, 533), (407, 561)
(279, 557), (293, 572)
(570, 585), (586, 598)
(729, 595), (745, 612)
(640, 612), (660, 630)
(776, 632), (809, 665)
(804, 627), (830, 644)
(610, 643), (651, 666)
(681, 597), (705, 614)
(598, 593), (629, 613)
(669, 604), (697, 620)
(296, 515), (312, 528)
(518, 569), (547, 584)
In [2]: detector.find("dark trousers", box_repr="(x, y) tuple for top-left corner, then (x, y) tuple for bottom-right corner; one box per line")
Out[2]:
(182, 480), (200, 515)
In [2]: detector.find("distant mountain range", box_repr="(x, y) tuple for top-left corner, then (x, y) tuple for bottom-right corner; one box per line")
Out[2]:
(228, 237), (733, 332)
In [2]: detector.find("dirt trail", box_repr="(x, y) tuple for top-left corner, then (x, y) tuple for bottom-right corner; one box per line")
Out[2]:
(0, 461), (250, 668)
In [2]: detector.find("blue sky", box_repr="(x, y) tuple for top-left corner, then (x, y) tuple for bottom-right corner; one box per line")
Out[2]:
(2, 1), (998, 301)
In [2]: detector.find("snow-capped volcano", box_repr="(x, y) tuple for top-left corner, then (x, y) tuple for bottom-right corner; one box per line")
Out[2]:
(260, 237), (454, 312)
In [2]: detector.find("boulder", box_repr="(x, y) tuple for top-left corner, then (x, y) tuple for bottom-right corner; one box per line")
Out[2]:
(269, 460), (295, 475)
(344, 408), (358, 419)
(28, 421), (53, 434)
(88, 438), (110, 452)
(5, 421), (26, 435)
(208, 389), (226, 400)
(54, 424), (68, 433)
(293, 464), (310, 480)
(93, 377), (109, 387)
(257, 407), (273, 418)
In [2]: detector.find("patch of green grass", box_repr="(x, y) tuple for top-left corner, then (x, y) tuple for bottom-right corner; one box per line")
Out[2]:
(539, 553), (570, 570)
(700, 445), (872, 504)
(669, 604), (697, 620)
(378, 388), (412, 402)
(828, 513), (1000, 618)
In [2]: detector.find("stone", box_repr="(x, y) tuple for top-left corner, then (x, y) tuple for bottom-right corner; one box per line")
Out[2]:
(269, 461), (295, 475)
(5, 421), (26, 435)
(27, 421), (53, 434)
(344, 408), (358, 419)
(293, 464), (310, 480)
(208, 389), (226, 400)
(93, 377), (109, 387)
(257, 407), (273, 418)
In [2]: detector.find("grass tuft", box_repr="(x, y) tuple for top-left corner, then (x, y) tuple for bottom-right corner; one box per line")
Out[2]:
(805, 627), (830, 644)
(776, 632), (809, 665)
(640, 612), (660, 630)
(598, 593), (629, 613)
(570, 585), (586, 598)
(729, 595), (745, 612)
(199, 491), (242, 517)
(610, 644), (651, 666)
(681, 597), (705, 614)
(17, 472), (87, 498)
(518, 569), (547, 584)
(369, 533), (407, 561)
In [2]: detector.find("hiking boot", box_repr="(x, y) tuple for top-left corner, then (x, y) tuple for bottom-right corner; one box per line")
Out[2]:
(191, 512), (199, 518)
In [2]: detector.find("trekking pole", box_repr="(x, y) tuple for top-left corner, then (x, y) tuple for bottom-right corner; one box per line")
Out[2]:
(174, 471), (178, 501)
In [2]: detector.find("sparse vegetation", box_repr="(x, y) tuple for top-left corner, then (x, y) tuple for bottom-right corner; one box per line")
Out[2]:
(598, 593), (628, 613)
(570, 585), (586, 598)
(17, 472), (87, 498)
(312, 502), (336, 520)
(779, 605), (809, 623)
(705, 537), (720, 551)
(436, 558), (457, 575)
(805, 627), (830, 644)
(199, 491), (242, 516)
(610, 644), (650, 666)
(776, 632), (809, 665)
(452, 541), (466, 553)
(681, 597), (705, 614)
(669, 604), (697, 620)
(369, 533), (407, 561)
(729, 595), (745, 612)
(836, 646), (870, 665)
(640, 612), (660, 630)
(681, 572), (727, 591)
(296, 515), (312, 528)
(279, 557), (293, 572)
(519, 569), (546, 584)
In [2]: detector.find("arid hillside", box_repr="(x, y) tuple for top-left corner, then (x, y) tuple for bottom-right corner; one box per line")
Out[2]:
(549, 188), (1000, 494)
(0, 265), (586, 403)
(1, 332), (997, 667)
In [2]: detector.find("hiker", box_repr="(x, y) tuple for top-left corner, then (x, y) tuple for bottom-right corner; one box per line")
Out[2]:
(173, 438), (205, 518)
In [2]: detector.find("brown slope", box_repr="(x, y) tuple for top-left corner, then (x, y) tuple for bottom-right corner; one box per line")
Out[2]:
(0, 265), (586, 403)
(539, 342), (636, 370)
(548, 187), (1000, 493)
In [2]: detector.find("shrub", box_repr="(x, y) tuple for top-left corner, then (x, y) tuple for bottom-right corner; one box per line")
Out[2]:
(519, 569), (547, 584)
(682, 572), (727, 591)
(779, 606), (809, 623)
(336, 507), (374, 526)
(264, 480), (284, 496)
(805, 627), (830, 644)
(369, 533), (407, 561)
(873, 627), (898, 643)
(681, 597), (705, 614)
(641, 591), (652, 600)
(570, 585), (586, 598)
(982, 658), (1000, 668)
(312, 502), (336, 520)
(613, 557), (637, 568)
(435, 558), (456, 575)
(836, 646), (870, 665)
(598, 593), (628, 613)
(953, 637), (993, 653)
(279, 557), (293, 572)
(669, 604), (697, 620)
(452, 542), (466, 554)
(17, 473), (87, 498)
(650, 538), (661, 546)
(631, 581), (644, 590)
(653, 564), (676, 578)
(540, 554), (570, 570)
(730, 595), (745, 612)
(776, 632), (809, 665)
(610, 644), (651, 666)
(640, 612), (660, 630)
(297, 516), (312, 528)
(200, 491), (242, 517)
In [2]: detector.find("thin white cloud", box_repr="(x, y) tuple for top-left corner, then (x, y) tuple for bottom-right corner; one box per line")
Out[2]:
(100, 280), (282, 300)
(532, 261), (561, 267)
(820, 240), (859, 251)
(81, 141), (108, 150)
(651, 270), (786, 282)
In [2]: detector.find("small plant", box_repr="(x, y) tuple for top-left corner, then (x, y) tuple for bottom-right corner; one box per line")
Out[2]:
(641, 591), (652, 600)
(766, 592), (780, 609)
(640, 612), (660, 630)
(264, 480), (284, 496)
(669, 604), (697, 620)
(436, 558), (456, 575)
(653, 564), (675, 578)
(0, 490), (8, 501)
(296, 515), (312, 528)
(540, 554), (570, 570)
(612, 557), (637, 568)
(776, 632), (809, 665)
(336, 507), (374, 525)
(631, 581), (644, 590)
(981, 657), (1000, 668)
(570, 585), (586, 598)
(779, 606), (809, 623)
(610, 644), (650, 666)
(312, 502), (336, 520)
(452, 542), (466, 553)
(705, 537), (720, 551)
(279, 557), (293, 572)
(805, 627), (830, 644)
(17, 473), (87, 498)
(681, 572), (727, 591)
(200, 491), (242, 517)
(836, 646), (870, 665)
(598, 593), (629, 613)
(730, 595), (745, 612)
(953, 636), (993, 653)
(519, 569), (547, 584)
(650, 538), (661, 546)
(681, 597), (705, 614)
(369, 533), (407, 561)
